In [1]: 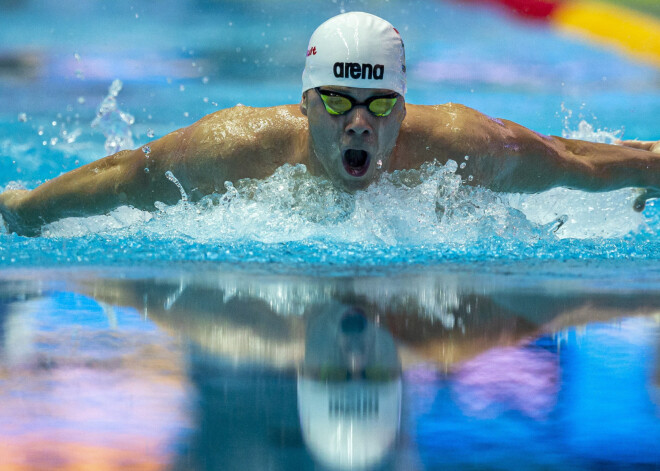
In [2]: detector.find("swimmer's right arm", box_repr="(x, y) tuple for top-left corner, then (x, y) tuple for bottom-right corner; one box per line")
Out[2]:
(0, 105), (303, 236)
(0, 132), (186, 236)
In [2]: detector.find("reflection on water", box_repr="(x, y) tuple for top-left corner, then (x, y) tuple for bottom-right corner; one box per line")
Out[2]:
(298, 306), (401, 469)
(0, 267), (659, 469)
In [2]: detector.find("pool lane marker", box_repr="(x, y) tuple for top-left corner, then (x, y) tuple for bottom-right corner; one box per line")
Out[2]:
(463, 0), (660, 67)
(551, 0), (660, 67)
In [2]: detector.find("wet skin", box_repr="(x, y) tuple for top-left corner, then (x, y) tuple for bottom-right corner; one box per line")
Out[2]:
(1, 86), (659, 236)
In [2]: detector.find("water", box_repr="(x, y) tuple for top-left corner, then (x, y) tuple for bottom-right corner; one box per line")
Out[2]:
(1, 268), (658, 469)
(1, 0), (659, 468)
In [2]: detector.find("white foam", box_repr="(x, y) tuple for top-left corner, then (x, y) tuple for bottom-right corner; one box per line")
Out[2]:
(39, 158), (648, 246)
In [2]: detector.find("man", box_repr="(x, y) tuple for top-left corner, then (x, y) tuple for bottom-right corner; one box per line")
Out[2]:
(1, 12), (658, 237)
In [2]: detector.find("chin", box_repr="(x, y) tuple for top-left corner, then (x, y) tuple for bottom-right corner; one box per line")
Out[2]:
(338, 171), (376, 192)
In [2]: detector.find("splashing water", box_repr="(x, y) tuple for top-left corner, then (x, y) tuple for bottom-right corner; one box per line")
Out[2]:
(562, 119), (621, 144)
(35, 156), (657, 263)
(90, 79), (135, 155)
(2, 116), (658, 267)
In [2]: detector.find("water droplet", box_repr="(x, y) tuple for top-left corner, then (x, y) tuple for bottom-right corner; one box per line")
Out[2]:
(183, 111), (189, 117)
(468, 175), (474, 182)
(142, 145), (151, 156)
(377, 159), (383, 169)
(51, 121), (57, 126)
(202, 76), (209, 84)
(464, 155), (469, 160)
(144, 167), (150, 173)
(77, 96), (85, 104)
(74, 52), (81, 62)
(179, 84), (185, 92)
(17, 113), (27, 122)
(460, 162), (466, 169)
(109, 79), (122, 97)
(147, 128), (155, 138)
(66, 129), (84, 145)
(50, 137), (58, 146)
(165, 170), (188, 202)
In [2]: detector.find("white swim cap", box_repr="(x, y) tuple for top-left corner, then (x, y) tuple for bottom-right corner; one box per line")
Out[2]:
(302, 12), (406, 97)
(297, 378), (401, 469)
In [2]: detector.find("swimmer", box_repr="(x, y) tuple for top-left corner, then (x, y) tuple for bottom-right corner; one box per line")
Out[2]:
(1, 12), (659, 236)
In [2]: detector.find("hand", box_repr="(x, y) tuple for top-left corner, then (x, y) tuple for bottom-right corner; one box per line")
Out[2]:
(0, 189), (31, 235)
(616, 140), (660, 211)
(633, 188), (659, 212)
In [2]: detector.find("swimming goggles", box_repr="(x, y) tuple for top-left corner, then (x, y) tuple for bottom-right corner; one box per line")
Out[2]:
(315, 88), (398, 117)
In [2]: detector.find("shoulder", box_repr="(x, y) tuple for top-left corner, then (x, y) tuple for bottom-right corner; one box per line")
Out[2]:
(181, 104), (307, 160)
(191, 104), (307, 145)
(402, 103), (490, 134)
(397, 103), (520, 157)
(180, 104), (309, 186)
(393, 103), (490, 168)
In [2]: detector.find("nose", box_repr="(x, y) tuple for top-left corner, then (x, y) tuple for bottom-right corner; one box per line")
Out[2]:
(345, 107), (373, 136)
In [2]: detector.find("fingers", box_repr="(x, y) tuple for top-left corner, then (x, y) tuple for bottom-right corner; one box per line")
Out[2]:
(0, 189), (32, 236)
(633, 193), (647, 212)
(632, 188), (660, 212)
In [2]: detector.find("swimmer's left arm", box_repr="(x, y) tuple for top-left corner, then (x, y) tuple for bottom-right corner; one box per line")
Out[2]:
(438, 105), (660, 208)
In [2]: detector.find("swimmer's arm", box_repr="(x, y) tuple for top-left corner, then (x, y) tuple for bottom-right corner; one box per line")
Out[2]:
(442, 106), (660, 202)
(0, 130), (187, 236)
(0, 105), (303, 236)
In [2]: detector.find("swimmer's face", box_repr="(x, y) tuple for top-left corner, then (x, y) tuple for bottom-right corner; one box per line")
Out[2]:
(300, 86), (406, 191)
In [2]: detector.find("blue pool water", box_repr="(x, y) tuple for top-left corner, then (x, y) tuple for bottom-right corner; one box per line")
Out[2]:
(1, 0), (659, 469)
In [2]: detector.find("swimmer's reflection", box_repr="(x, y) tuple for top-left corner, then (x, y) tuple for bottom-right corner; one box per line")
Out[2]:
(298, 306), (401, 470)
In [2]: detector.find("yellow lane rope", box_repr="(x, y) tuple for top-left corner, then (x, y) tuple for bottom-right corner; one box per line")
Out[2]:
(551, 0), (660, 67)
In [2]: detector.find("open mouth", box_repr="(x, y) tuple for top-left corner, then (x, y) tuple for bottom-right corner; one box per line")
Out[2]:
(342, 149), (370, 177)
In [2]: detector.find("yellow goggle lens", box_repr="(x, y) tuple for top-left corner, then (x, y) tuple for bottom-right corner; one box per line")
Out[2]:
(320, 95), (352, 115)
(368, 97), (397, 117)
